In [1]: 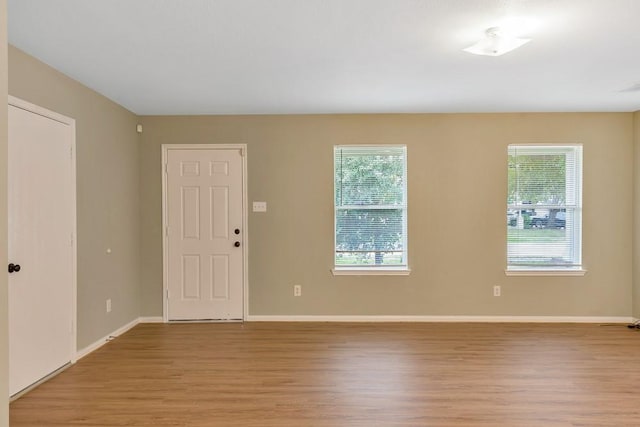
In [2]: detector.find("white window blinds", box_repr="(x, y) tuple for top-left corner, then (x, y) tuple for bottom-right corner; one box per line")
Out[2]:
(334, 145), (408, 268)
(507, 145), (582, 269)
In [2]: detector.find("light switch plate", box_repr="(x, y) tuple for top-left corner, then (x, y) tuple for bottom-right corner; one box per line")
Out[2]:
(253, 201), (267, 212)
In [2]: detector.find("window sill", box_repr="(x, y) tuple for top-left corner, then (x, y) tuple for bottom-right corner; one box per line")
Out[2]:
(505, 268), (586, 277)
(332, 267), (411, 276)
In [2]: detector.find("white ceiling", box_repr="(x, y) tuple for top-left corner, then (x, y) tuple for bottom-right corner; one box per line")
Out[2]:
(7, 0), (640, 115)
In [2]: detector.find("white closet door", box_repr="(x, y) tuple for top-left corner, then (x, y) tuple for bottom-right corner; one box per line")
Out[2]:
(8, 102), (75, 396)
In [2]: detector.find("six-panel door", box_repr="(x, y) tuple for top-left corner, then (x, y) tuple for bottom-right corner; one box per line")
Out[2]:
(166, 148), (244, 320)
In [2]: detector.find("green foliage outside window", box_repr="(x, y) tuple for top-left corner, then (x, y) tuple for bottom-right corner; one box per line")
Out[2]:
(335, 147), (406, 266)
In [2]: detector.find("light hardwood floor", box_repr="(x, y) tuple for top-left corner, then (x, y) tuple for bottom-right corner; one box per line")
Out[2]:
(9, 322), (640, 426)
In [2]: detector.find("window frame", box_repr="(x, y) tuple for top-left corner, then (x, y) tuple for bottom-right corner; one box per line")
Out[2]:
(506, 143), (585, 276)
(332, 144), (410, 276)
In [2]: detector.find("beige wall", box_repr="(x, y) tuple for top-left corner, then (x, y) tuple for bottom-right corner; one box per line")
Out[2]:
(5, 41), (636, 335)
(140, 113), (634, 318)
(8, 46), (141, 349)
(634, 111), (640, 319)
(0, 0), (9, 424)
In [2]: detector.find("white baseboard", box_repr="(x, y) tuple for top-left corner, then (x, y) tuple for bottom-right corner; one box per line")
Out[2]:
(246, 315), (633, 323)
(75, 316), (165, 361)
(75, 317), (140, 361)
(139, 316), (164, 323)
(72, 314), (633, 363)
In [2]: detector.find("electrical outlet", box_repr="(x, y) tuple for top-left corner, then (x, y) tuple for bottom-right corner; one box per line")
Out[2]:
(493, 286), (501, 297)
(294, 285), (302, 297)
(106, 299), (112, 313)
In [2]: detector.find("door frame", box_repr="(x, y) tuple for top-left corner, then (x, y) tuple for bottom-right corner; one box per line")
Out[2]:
(8, 95), (78, 364)
(161, 144), (248, 322)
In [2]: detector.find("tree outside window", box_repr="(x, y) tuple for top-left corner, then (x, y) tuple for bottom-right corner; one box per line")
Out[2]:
(507, 145), (582, 269)
(334, 146), (407, 268)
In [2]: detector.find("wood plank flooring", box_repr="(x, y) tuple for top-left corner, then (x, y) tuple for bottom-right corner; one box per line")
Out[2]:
(9, 322), (640, 426)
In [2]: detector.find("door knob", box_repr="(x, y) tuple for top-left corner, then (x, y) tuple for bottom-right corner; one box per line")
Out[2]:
(8, 263), (21, 273)
(234, 229), (240, 235)
(234, 242), (240, 247)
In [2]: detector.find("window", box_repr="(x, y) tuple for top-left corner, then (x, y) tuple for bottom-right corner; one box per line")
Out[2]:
(334, 145), (408, 272)
(507, 144), (583, 272)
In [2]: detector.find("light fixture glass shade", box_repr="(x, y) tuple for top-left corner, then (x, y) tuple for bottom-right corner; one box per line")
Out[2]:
(463, 27), (531, 57)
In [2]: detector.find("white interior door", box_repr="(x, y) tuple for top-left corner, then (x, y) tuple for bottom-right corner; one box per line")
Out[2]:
(164, 147), (245, 320)
(8, 101), (75, 396)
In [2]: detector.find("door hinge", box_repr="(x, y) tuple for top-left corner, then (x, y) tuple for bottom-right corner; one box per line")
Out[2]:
(165, 226), (169, 237)
(70, 232), (74, 246)
(166, 289), (170, 299)
(70, 145), (73, 160)
(240, 147), (245, 157)
(164, 163), (168, 174)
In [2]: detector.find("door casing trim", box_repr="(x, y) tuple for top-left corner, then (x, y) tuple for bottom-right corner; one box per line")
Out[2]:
(161, 144), (248, 322)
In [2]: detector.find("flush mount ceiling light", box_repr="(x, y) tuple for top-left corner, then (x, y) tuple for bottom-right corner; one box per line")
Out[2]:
(463, 26), (531, 57)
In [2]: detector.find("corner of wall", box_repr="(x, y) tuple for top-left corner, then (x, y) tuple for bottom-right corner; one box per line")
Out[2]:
(0, 0), (10, 423)
(634, 111), (640, 319)
(136, 118), (144, 319)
